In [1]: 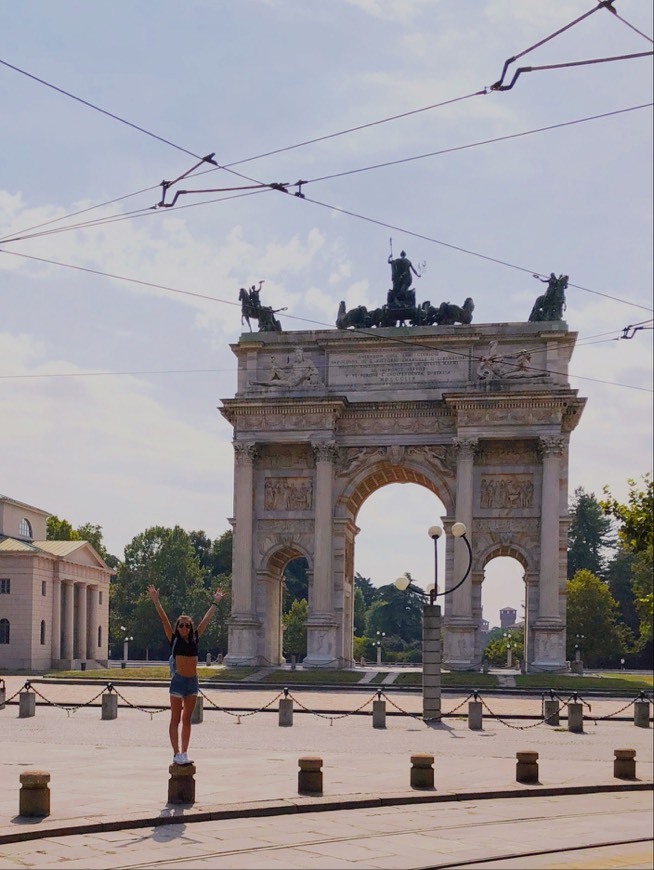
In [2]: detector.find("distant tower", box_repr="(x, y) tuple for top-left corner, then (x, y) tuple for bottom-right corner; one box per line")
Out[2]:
(500, 607), (517, 629)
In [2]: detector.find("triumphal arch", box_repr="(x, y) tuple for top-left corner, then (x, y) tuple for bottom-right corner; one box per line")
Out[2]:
(221, 287), (586, 672)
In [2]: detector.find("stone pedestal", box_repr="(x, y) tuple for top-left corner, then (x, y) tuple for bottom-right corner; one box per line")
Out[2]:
(567, 701), (583, 733)
(614, 748), (636, 779)
(298, 757), (323, 795)
(422, 604), (442, 721)
(516, 751), (539, 784)
(410, 753), (434, 789)
(19, 691), (35, 718)
(19, 771), (50, 817)
(372, 699), (386, 729)
(468, 700), (482, 730)
(101, 694), (118, 720)
(279, 697), (293, 727)
(634, 699), (650, 728)
(543, 698), (559, 726)
(168, 763), (196, 804)
(191, 696), (203, 724)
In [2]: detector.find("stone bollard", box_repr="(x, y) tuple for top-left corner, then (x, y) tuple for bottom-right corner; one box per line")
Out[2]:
(19, 689), (36, 718)
(205, 653), (212, 666)
(614, 748), (637, 780)
(410, 753), (435, 790)
(543, 698), (560, 726)
(298, 757), (323, 795)
(634, 697), (650, 729)
(567, 700), (584, 733)
(279, 692), (293, 727)
(0, 678), (5, 710)
(468, 697), (483, 730)
(516, 751), (539, 784)
(168, 763), (196, 804)
(372, 696), (386, 729)
(101, 692), (118, 720)
(19, 771), (51, 817)
(191, 696), (203, 724)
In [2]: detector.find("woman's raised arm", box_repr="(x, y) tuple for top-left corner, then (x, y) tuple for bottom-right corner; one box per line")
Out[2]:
(146, 584), (173, 642)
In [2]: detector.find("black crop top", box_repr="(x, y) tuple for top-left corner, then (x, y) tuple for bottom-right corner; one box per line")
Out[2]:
(170, 631), (198, 657)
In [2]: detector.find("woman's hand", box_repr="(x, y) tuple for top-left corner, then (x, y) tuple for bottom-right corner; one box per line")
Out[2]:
(146, 584), (160, 603)
(212, 589), (225, 606)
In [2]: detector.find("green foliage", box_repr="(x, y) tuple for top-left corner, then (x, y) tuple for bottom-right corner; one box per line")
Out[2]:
(602, 473), (654, 554)
(567, 487), (614, 579)
(354, 573), (378, 608)
(482, 628), (524, 666)
(365, 578), (423, 642)
(210, 530), (233, 578)
(282, 598), (308, 657)
(566, 569), (629, 666)
(283, 558), (309, 614)
(353, 587), (367, 636)
(47, 516), (80, 541)
(352, 635), (367, 661)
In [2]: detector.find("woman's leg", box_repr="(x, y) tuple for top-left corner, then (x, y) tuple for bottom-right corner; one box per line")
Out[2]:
(169, 696), (183, 754)
(180, 695), (197, 753)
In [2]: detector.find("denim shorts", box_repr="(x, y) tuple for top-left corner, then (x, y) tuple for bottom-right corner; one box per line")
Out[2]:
(169, 673), (199, 698)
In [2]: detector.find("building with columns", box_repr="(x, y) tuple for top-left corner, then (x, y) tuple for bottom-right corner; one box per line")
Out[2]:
(0, 495), (113, 671)
(221, 321), (586, 672)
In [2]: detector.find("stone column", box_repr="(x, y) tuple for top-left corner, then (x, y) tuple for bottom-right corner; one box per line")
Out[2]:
(87, 586), (98, 659)
(443, 438), (477, 670)
(51, 577), (61, 663)
(225, 442), (260, 666)
(304, 442), (338, 668)
(533, 436), (565, 671)
(62, 581), (74, 663)
(76, 584), (88, 660)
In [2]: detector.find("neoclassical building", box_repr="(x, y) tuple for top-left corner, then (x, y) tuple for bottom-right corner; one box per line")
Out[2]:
(0, 495), (113, 671)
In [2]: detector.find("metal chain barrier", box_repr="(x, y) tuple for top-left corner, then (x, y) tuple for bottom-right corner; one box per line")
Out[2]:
(199, 687), (284, 723)
(22, 680), (107, 718)
(109, 685), (169, 719)
(478, 692), (566, 730)
(287, 690), (377, 725)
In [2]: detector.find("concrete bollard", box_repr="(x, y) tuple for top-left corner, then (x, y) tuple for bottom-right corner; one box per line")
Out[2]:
(190, 696), (204, 724)
(516, 751), (539, 784)
(410, 753), (435, 790)
(0, 679), (5, 710)
(101, 693), (118, 720)
(567, 701), (584, 733)
(614, 748), (637, 780)
(205, 653), (212, 666)
(543, 698), (560, 726)
(19, 690), (36, 718)
(279, 696), (293, 727)
(168, 763), (196, 804)
(372, 698), (386, 729)
(468, 700), (483, 730)
(634, 698), (650, 729)
(298, 757), (323, 795)
(19, 771), (51, 817)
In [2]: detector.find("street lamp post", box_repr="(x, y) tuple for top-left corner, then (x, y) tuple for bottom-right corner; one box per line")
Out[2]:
(394, 522), (472, 721)
(375, 631), (386, 666)
(120, 625), (134, 666)
(572, 633), (585, 674)
(503, 632), (514, 668)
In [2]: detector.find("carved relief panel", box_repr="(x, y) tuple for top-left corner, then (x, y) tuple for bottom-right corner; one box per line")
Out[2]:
(480, 476), (534, 509)
(264, 477), (313, 511)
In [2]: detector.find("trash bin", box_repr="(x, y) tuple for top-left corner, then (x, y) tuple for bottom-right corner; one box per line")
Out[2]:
(80, 662), (87, 671)
(121, 661), (126, 669)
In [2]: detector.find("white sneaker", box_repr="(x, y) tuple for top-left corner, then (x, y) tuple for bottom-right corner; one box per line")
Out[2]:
(179, 752), (192, 764)
(173, 753), (185, 765)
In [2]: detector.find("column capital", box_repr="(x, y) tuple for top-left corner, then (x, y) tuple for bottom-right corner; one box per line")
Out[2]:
(312, 441), (338, 464)
(453, 437), (479, 460)
(538, 436), (565, 457)
(233, 442), (259, 465)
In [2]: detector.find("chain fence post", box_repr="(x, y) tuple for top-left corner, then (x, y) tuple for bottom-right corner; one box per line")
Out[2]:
(279, 687), (293, 726)
(634, 693), (650, 728)
(468, 691), (482, 730)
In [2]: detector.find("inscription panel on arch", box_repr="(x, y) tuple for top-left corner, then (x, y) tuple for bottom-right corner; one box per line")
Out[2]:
(328, 349), (469, 388)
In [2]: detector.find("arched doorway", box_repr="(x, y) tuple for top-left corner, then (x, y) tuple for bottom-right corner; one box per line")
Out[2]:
(477, 554), (528, 670)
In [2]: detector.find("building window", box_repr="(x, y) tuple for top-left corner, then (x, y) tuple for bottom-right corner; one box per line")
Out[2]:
(99, 591), (103, 605)
(0, 579), (10, 594)
(40, 621), (46, 645)
(98, 625), (102, 648)
(0, 619), (9, 644)
(42, 581), (47, 597)
(18, 518), (33, 539)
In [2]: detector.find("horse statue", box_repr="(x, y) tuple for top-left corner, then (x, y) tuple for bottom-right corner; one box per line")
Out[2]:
(239, 285), (259, 332)
(433, 297), (475, 325)
(529, 274), (568, 322)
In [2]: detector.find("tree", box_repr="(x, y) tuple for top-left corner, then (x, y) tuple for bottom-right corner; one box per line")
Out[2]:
(48, 516), (119, 568)
(354, 573), (378, 609)
(283, 598), (308, 659)
(483, 627), (524, 667)
(210, 529), (233, 578)
(567, 487), (614, 579)
(283, 558), (309, 614)
(353, 587), (367, 636)
(47, 516), (80, 541)
(602, 475), (653, 655)
(566, 569), (629, 666)
(365, 577), (423, 643)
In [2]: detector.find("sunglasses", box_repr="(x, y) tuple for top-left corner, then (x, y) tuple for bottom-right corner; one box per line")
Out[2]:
(177, 622), (192, 629)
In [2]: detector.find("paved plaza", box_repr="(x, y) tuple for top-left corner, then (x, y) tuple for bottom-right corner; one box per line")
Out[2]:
(1, 676), (652, 867)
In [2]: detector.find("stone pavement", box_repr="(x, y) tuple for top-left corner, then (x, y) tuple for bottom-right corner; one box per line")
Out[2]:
(1, 675), (651, 850)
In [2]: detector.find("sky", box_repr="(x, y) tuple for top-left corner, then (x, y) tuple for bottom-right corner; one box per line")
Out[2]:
(1, 0), (652, 629)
